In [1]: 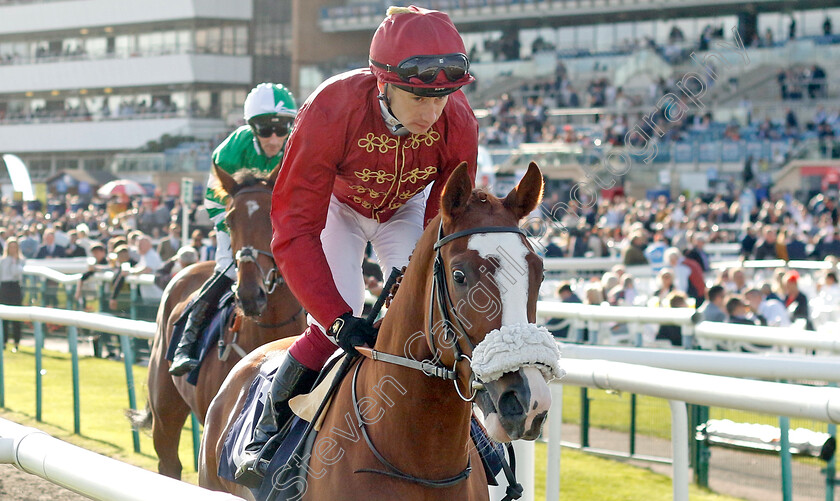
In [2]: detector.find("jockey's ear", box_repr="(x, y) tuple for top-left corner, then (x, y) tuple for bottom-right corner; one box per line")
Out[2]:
(441, 162), (473, 220)
(503, 161), (544, 220)
(213, 164), (237, 198)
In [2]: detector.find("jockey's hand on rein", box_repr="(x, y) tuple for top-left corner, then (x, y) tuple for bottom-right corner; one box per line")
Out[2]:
(329, 312), (377, 356)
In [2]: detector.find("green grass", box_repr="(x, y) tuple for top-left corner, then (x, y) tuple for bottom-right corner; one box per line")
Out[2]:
(560, 387), (834, 441)
(0, 345), (199, 484)
(0, 346), (747, 499)
(536, 444), (742, 500)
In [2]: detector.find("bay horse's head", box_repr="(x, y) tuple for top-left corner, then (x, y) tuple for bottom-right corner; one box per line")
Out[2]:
(213, 164), (281, 317)
(429, 161), (563, 442)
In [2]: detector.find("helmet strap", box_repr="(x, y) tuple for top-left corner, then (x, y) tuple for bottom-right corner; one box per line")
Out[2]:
(377, 83), (409, 136)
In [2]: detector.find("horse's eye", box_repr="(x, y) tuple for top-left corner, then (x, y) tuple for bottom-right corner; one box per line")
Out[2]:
(452, 269), (466, 284)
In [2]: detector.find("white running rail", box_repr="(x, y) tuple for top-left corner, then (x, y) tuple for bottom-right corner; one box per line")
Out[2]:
(0, 418), (243, 501)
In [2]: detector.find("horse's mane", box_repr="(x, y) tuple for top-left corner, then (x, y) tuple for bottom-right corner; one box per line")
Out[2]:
(213, 169), (273, 199)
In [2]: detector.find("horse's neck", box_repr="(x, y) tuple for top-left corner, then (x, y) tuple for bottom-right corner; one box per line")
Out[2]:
(240, 286), (301, 348)
(368, 251), (473, 461)
(360, 357), (474, 471)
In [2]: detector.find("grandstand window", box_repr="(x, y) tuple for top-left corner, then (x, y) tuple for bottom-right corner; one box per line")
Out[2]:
(138, 32), (165, 55)
(161, 31), (177, 55)
(85, 37), (107, 58)
(234, 26), (248, 56)
(171, 92), (188, 114)
(27, 159), (52, 181)
(221, 26), (235, 55)
(55, 158), (78, 171)
(115, 35), (136, 58)
(177, 31), (192, 53)
(557, 26), (575, 50)
(206, 27), (222, 54)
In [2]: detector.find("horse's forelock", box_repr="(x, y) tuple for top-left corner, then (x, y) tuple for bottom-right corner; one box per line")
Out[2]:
(455, 188), (518, 225)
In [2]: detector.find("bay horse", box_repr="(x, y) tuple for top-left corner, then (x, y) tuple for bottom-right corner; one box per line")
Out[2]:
(137, 165), (307, 480)
(200, 162), (562, 500)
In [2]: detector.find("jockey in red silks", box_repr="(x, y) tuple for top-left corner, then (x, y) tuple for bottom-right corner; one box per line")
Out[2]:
(236, 5), (478, 485)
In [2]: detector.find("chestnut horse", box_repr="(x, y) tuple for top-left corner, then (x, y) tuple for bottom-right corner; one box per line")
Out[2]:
(138, 165), (306, 480)
(200, 162), (562, 500)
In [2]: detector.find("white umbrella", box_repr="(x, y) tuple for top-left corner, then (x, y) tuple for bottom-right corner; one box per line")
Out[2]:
(97, 179), (146, 197)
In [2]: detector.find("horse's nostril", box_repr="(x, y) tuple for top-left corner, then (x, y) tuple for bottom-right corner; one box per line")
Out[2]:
(498, 390), (525, 418)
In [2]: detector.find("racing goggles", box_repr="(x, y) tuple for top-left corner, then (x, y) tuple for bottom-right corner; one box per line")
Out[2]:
(250, 119), (292, 138)
(370, 53), (469, 85)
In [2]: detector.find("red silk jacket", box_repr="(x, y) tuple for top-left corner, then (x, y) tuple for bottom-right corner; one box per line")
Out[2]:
(270, 69), (478, 327)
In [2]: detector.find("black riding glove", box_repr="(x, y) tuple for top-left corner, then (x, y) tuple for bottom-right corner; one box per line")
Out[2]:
(328, 312), (377, 356)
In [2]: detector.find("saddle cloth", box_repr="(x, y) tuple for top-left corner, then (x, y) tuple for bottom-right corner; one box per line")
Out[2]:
(218, 353), (319, 501)
(165, 292), (235, 385)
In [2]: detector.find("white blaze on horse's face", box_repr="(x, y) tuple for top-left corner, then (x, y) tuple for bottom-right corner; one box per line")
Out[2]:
(468, 233), (529, 325)
(246, 200), (259, 218)
(467, 233), (553, 442)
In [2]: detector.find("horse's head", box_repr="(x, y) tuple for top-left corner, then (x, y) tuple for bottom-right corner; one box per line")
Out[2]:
(429, 161), (563, 442)
(213, 164), (281, 317)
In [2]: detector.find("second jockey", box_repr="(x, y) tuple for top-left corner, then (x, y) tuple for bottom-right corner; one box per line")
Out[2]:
(235, 5), (479, 485)
(169, 83), (297, 376)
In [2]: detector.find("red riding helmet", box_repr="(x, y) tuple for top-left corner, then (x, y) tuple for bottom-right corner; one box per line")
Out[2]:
(369, 5), (475, 97)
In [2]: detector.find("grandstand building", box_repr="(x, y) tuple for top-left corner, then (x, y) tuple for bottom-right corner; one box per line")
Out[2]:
(0, 0), (293, 194)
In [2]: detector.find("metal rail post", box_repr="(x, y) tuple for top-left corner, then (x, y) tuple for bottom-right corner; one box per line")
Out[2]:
(119, 334), (141, 453)
(35, 321), (43, 422)
(827, 421), (836, 501)
(191, 413), (201, 471)
(580, 387), (590, 447)
(780, 415), (793, 501)
(68, 325), (81, 434)
(546, 383), (563, 501)
(0, 320), (5, 407)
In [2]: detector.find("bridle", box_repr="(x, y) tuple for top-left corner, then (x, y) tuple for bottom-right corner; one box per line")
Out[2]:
(351, 221), (530, 489)
(429, 222), (529, 401)
(228, 185), (304, 328)
(229, 185), (285, 296)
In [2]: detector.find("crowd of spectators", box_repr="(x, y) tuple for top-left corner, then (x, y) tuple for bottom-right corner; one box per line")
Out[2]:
(3, 173), (840, 356)
(0, 192), (218, 319)
(539, 188), (840, 347)
(777, 65), (828, 101)
(0, 97), (187, 124)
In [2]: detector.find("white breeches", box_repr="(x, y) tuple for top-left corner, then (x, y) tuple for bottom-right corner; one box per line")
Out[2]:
(311, 193), (425, 331)
(213, 230), (237, 279)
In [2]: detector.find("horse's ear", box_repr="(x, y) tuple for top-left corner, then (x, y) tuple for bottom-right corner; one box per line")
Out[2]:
(213, 164), (237, 197)
(503, 162), (544, 220)
(268, 162), (282, 187)
(441, 162), (474, 220)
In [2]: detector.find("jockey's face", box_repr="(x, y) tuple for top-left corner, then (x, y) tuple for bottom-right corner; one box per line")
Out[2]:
(256, 132), (286, 158)
(387, 85), (448, 135)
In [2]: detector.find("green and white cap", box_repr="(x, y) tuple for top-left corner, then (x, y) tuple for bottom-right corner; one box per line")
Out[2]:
(243, 83), (297, 121)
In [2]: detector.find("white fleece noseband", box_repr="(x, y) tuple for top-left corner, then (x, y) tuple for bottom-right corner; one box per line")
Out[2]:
(471, 323), (564, 383)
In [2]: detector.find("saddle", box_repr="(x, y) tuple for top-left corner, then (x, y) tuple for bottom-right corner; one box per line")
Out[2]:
(165, 292), (236, 385)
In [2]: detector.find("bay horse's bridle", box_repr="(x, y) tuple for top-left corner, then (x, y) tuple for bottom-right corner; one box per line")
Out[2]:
(228, 185), (285, 295)
(228, 185), (303, 328)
